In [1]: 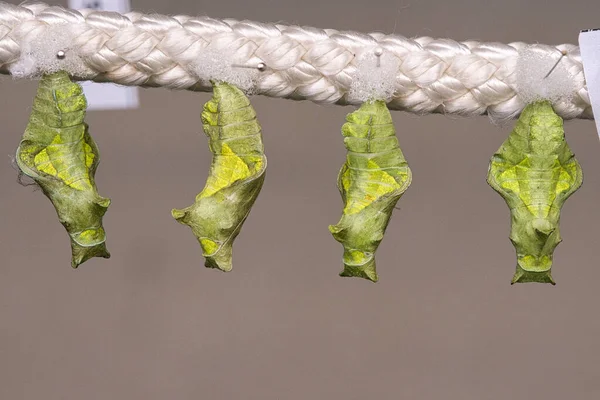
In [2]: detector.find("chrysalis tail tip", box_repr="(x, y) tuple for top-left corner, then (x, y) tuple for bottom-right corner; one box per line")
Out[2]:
(203, 242), (234, 272)
(204, 257), (233, 272)
(339, 262), (379, 283)
(511, 268), (556, 285)
(71, 247), (111, 269)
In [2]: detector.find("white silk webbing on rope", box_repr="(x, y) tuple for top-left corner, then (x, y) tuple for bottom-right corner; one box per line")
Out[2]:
(0, 1), (593, 120)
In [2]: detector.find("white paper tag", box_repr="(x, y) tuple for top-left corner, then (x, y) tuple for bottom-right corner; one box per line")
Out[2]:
(68, 0), (139, 111)
(579, 29), (600, 138)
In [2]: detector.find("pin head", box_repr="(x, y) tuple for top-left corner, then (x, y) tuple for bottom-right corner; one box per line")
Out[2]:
(56, 50), (66, 60)
(257, 62), (266, 72)
(374, 47), (384, 67)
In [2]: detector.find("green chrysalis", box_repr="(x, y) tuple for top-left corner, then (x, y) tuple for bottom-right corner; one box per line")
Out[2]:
(172, 81), (266, 272)
(16, 71), (111, 268)
(487, 100), (582, 284)
(329, 100), (412, 282)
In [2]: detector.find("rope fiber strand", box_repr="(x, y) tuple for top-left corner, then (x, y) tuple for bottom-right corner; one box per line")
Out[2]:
(0, 1), (592, 120)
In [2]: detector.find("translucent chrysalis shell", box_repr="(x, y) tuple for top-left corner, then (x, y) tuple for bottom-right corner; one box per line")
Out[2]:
(16, 71), (111, 268)
(172, 82), (266, 272)
(329, 100), (412, 282)
(487, 100), (583, 284)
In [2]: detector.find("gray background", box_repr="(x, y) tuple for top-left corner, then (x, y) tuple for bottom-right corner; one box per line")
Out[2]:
(1, 0), (600, 399)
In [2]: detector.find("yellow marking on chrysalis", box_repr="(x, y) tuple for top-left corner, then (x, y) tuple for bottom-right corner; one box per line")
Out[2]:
(345, 249), (368, 265)
(498, 166), (518, 181)
(200, 238), (219, 255)
(252, 157), (264, 174)
(50, 135), (63, 145)
(554, 167), (575, 194)
(72, 228), (106, 246)
(497, 164), (550, 217)
(57, 168), (89, 191)
(500, 180), (520, 192)
(518, 254), (552, 272)
(34, 149), (58, 176)
(32, 134), (93, 191)
(19, 145), (37, 158)
(343, 160), (401, 215)
(205, 100), (219, 114)
(84, 143), (95, 168)
(497, 159), (578, 217)
(341, 166), (351, 192)
(200, 143), (251, 198)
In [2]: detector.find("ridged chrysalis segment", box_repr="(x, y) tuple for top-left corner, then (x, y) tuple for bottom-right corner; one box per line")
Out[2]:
(171, 82), (266, 272)
(329, 100), (412, 282)
(487, 100), (582, 285)
(16, 71), (111, 268)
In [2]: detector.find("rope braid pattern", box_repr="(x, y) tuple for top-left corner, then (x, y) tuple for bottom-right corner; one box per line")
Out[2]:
(0, 1), (592, 120)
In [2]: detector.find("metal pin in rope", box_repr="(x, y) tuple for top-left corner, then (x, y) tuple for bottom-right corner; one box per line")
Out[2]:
(231, 62), (267, 71)
(374, 47), (383, 68)
(544, 49), (568, 79)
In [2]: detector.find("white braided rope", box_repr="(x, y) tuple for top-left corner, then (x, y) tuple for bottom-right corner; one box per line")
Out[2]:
(0, 1), (593, 120)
